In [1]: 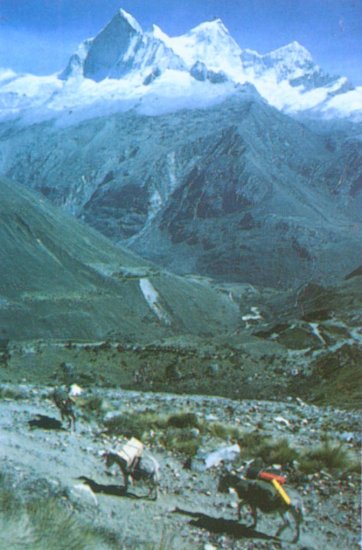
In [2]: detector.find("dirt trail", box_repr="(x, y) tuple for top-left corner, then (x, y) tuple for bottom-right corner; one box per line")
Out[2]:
(0, 386), (360, 549)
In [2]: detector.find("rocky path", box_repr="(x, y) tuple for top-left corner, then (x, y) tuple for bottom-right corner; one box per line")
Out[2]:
(0, 385), (360, 549)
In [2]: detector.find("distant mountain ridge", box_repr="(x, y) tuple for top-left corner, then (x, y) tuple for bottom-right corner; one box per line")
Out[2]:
(0, 7), (361, 121)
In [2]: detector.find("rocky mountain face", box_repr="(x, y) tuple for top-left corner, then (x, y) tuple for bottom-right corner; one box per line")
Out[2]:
(1, 93), (361, 288)
(0, 176), (240, 341)
(61, 9), (185, 82)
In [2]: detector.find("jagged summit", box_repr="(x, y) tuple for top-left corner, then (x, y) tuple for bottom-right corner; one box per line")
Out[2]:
(117, 8), (143, 33)
(151, 24), (168, 41)
(0, 6), (361, 121)
(165, 17), (241, 76)
(75, 8), (144, 81)
(265, 41), (314, 77)
(187, 18), (231, 36)
(270, 40), (312, 58)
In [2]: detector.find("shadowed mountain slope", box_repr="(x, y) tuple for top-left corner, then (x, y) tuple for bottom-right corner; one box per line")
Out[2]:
(1, 94), (361, 288)
(0, 177), (239, 341)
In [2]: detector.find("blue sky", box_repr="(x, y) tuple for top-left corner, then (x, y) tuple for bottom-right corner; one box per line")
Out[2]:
(0, 0), (361, 84)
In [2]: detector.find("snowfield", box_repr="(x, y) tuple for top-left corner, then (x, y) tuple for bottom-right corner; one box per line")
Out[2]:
(0, 8), (360, 123)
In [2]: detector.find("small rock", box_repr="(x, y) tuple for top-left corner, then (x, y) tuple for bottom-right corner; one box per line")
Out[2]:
(228, 501), (238, 509)
(68, 483), (98, 507)
(274, 415), (290, 427)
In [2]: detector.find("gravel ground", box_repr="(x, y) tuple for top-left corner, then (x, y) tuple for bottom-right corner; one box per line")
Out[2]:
(0, 385), (360, 549)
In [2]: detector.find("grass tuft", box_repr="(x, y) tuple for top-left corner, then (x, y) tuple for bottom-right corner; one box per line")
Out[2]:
(259, 437), (300, 466)
(104, 411), (167, 439)
(166, 412), (199, 429)
(299, 440), (359, 473)
(0, 472), (117, 549)
(162, 427), (201, 457)
(0, 385), (27, 400)
(206, 421), (241, 441)
(237, 432), (299, 466)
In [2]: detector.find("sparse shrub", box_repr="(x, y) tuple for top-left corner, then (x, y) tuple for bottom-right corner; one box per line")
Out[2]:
(98, 341), (111, 351)
(237, 430), (269, 458)
(0, 385), (27, 400)
(0, 472), (117, 549)
(104, 412), (167, 439)
(0, 487), (22, 516)
(299, 440), (358, 473)
(162, 427), (201, 457)
(80, 395), (105, 416)
(166, 412), (199, 429)
(104, 410), (203, 455)
(151, 528), (176, 549)
(237, 432), (299, 466)
(259, 438), (300, 466)
(207, 422), (241, 441)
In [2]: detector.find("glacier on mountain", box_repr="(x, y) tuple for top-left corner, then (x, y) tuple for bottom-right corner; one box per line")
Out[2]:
(0, 8), (360, 122)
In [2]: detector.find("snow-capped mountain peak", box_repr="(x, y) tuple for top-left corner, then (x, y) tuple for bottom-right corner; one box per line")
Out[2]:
(81, 9), (144, 81)
(187, 18), (231, 39)
(151, 24), (171, 43)
(265, 41), (315, 79)
(269, 41), (313, 61)
(118, 8), (143, 34)
(164, 18), (242, 79)
(241, 41), (314, 79)
(0, 7), (361, 122)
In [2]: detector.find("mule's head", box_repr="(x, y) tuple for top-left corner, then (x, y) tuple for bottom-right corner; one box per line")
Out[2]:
(218, 473), (239, 493)
(102, 451), (115, 469)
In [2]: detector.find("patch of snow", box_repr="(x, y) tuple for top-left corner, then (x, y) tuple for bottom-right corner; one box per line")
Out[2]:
(139, 278), (171, 325)
(148, 188), (163, 218)
(349, 326), (362, 344)
(242, 307), (263, 326)
(167, 151), (178, 192)
(122, 35), (141, 63)
(319, 86), (362, 121)
(0, 68), (18, 83)
(309, 323), (327, 346)
(0, 72), (61, 99)
(135, 70), (237, 116)
(35, 238), (62, 266)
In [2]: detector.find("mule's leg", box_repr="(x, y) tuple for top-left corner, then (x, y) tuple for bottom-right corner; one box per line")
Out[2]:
(237, 500), (250, 522)
(150, 479), (158, 501)
(290, 510), (301, 543)
(237, 499), (244, 520)
(250, 506), (257, 528)
(275, 511), (290, 538)
(292, 521), (300, 544)
(122, 471), (129, 492)
(70, 413), (75, 432)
